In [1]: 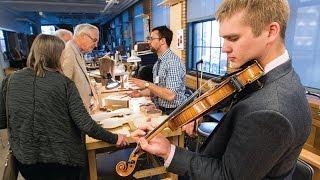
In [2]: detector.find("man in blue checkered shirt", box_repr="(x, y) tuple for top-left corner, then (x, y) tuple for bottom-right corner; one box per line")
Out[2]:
(130, 26), (187, 115)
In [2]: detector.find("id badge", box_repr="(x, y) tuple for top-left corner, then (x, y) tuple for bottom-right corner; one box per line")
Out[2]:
(155, 76), (160, 84)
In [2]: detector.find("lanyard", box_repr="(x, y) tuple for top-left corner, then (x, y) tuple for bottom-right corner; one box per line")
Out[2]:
(154, 60), (161, 85)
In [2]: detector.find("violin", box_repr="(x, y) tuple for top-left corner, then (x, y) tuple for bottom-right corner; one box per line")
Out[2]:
(116, 61), (264, 177)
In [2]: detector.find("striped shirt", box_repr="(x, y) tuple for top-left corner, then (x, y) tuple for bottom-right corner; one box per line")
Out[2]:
(152, 49), (187, 108)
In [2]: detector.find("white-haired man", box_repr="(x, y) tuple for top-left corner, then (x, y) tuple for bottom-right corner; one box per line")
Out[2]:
(62, 23), (99, 112)
(54, 29), (73, 42)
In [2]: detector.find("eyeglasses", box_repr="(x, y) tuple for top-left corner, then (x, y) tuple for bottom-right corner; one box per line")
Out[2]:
(84, 33), (98, 43)
(146, 36), (162, 41)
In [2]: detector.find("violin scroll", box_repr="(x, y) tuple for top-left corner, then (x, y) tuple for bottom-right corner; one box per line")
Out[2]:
(115, 146), (145, 177)
(116, 160), (135, 177)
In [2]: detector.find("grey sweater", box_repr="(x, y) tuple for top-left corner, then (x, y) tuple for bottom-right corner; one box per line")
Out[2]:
(0, 68), (118, 167)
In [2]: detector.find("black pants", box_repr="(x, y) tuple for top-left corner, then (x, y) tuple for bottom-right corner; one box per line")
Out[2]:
(16, 159), (81, 180)
(159, 106), (176, 115)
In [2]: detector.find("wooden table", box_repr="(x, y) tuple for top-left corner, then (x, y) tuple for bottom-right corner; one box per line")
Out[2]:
(89, 69), (141, 94)
(86, 73), (186, 179)
(86, 126), (184, 180)
(86, 88), (184, 180)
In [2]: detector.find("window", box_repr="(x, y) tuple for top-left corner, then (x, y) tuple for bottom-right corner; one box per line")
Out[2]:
(41, 25), (55, 35)
(287, 0), (320, 90)
(122, 11), (132, 52)
(189, 19), (227, 75)
(0, 30), (6, 53)
(114, 17), (121, 47)
(133, 3), (144, 42)
(152, 0), (170, 27)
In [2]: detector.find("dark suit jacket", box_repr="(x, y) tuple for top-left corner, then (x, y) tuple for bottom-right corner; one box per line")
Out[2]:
(168, 60), (312, 180)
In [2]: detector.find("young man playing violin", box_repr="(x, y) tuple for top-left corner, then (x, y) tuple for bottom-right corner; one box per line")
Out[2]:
(131, 0), (312, 179)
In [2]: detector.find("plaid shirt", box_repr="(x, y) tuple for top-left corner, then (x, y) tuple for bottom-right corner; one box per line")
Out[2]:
(152, 49), (187, 108)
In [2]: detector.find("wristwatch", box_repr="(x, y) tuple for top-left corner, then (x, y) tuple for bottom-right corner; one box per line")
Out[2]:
(144, 82), (150, 88)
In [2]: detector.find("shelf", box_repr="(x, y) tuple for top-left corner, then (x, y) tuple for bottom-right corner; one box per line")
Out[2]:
(158, 0), (182, 7)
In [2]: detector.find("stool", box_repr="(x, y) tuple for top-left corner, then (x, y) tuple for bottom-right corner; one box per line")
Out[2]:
(205, 111), (225, 122)
(293, 159), (314, 180)
(196, 111), (224, 152)
(195, 122), (218, 152)
(198, 122), (219, 137)
(199, 110), (224, 137)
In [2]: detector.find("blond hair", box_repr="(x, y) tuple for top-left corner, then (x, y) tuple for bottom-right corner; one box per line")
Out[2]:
(27, 34), (65, 77)
(216, 0), (290, 39)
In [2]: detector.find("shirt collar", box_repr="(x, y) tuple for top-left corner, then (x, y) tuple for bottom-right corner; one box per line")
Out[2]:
(264, 50), (289, 74)
(158, 48), (171, 62)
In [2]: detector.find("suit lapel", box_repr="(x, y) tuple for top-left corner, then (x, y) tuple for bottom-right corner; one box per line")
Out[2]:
(70, 42), (91, 84)
(70, 42), (86, 74)
(69, 41), (93, 96)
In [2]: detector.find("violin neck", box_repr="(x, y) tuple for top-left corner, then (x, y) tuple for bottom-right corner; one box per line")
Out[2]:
(143, 80), (228, 141)
(146, 123), (168, 141)
(145, 90), (200, 141)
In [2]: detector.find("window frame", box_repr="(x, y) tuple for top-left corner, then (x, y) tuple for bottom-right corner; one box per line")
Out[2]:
(0, 30), (7, 53)
(187, 18), (227, 78)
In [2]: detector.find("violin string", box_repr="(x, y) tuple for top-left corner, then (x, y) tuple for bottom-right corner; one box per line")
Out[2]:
(145, 62), (255, 138)
(145, 66), (250, 140)
(145, 76), (227, 139)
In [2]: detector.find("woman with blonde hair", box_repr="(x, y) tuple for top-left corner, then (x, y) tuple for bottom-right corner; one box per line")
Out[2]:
(0, 34), (128, 179)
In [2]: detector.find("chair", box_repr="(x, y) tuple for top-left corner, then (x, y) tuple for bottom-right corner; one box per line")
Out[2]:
(198, 110), (224, 137)
(205, 110), (224, 122)
(195, 111), (224, 152)
(197, 122), (219, 137)
(185, 88), (194, 99)
(137, 65), (153, 82)
(292, 159), (314, 180)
